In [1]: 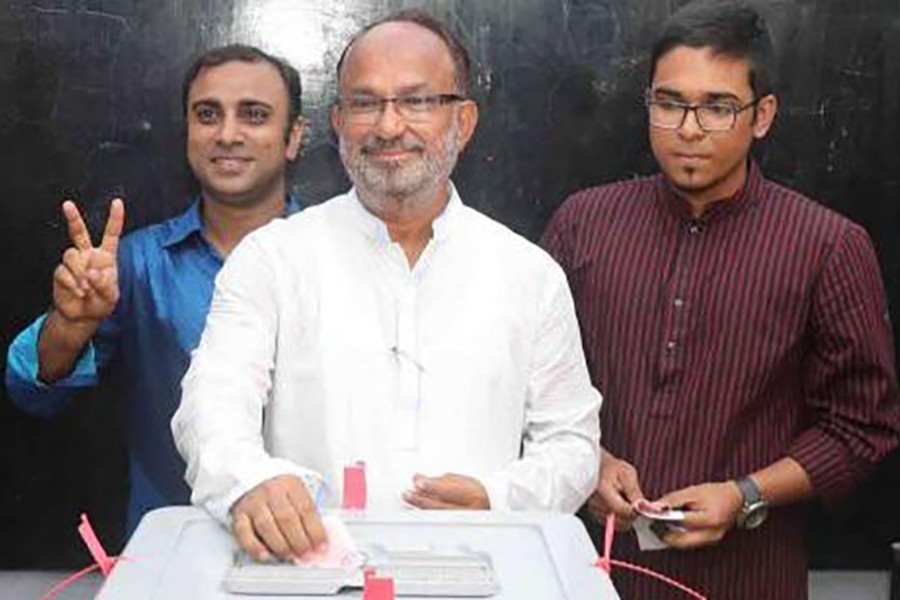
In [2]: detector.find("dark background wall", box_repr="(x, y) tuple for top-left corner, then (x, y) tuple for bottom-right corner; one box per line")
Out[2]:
(1, 0), (898, 570)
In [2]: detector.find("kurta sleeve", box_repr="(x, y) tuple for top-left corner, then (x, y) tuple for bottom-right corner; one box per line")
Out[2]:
(171, 233), (322, 525)
(481, 261), (602, 512)
(789, 223), (900, 505)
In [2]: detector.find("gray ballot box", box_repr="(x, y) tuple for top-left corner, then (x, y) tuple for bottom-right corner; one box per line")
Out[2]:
(95, 507), (620, 600)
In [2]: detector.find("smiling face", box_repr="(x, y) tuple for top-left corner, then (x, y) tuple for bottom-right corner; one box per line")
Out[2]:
(331, 21), (477, 217)
(186, 60), (303, 208)
(649, 45), (777, 205)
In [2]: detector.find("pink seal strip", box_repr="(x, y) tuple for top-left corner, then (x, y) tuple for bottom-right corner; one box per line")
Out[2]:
(362, 566), (395, 600)
(342, 460), (367, 510)
(596, 513), (709, 600)
(78, 513), (116, 576)
(38, 513), (127, 600)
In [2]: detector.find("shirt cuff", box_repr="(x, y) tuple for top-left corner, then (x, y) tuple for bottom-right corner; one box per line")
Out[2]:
(480, 471), (512, 512)
(788, 427), (867, 507)
(5, 314), (99, 416)
(204, 458), (326, 527)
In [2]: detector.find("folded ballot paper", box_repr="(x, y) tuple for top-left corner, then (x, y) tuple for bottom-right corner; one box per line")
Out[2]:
(224, 515), (500, 596)
(291, 516), (365, 569)
(631, 500), (687, 551)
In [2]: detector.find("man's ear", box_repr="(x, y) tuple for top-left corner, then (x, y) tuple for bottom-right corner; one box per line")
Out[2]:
(285, 117), (307, 160)
(454, 99), (479, 150)
(330, 103), (344, 137)
(752, 94), (778, 140)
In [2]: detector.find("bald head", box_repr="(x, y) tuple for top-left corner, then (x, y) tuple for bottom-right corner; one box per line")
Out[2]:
(336, 10), (471, 96)
(340, 22), (457, 97)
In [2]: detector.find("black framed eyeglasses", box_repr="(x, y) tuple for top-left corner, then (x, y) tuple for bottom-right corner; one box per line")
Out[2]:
(338, 93), (467, 123)
(644, 91), (762, 132)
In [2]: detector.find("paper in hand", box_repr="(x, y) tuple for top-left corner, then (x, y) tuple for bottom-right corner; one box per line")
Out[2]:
(632, 499), (686, 552)
(292, 515), (363, 568)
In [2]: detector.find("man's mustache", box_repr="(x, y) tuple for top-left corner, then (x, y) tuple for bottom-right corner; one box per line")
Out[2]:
(361, 137), (424, 154)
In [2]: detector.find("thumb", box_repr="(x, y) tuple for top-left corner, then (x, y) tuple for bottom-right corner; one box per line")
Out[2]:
(656, 487), (694, 511)
(618, 469), (646, 504)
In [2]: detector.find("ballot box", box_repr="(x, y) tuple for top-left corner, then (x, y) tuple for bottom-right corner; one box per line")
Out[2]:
(95, 506), (620, 600)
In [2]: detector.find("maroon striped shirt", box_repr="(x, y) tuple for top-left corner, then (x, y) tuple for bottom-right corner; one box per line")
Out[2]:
(542, 162), (900, 600)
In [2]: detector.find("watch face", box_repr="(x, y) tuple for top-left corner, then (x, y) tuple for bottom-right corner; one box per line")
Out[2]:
(742, 503), (768, 530)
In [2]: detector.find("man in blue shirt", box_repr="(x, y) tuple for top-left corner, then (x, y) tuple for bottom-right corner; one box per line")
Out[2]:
(5, 44), (304, 534)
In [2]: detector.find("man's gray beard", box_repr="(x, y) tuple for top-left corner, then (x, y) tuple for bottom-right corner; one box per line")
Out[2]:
(340, 125), (460, 209)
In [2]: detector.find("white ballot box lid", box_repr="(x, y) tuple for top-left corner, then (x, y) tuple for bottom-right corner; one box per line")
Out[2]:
(95, 506), (620, 600)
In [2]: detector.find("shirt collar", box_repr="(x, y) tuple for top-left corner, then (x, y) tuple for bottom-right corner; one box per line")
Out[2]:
(656, 159), (763, 224)
(161, 195), (302, 249)
(346, 182), (463, 244)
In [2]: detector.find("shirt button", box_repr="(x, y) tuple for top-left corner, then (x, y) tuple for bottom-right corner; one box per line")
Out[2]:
(688, 224), (701, 235)
(666, 340), (677, 351)
(674, 298), (685, 308)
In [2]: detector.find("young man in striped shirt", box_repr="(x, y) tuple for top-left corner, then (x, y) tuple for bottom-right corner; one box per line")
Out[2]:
(542, 2), (900, 599)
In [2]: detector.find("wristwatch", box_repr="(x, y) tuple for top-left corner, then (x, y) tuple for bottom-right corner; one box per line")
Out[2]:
(735, 476), (769, 530)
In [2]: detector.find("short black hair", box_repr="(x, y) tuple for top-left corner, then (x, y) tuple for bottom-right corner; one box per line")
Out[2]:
(182, 44), (302, 126)
(335, 9), (472, 96)
(649, 1), (776, 98)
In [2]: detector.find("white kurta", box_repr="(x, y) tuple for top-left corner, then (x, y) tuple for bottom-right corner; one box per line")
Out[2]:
(172, 187), (601, 524)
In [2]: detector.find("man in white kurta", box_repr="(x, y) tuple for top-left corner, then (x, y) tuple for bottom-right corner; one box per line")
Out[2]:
(172, 10), (600, 562)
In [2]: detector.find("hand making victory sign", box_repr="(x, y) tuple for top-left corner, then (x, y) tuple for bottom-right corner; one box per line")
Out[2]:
(53, 199), (125, 320)
(38, 199), (125, 383)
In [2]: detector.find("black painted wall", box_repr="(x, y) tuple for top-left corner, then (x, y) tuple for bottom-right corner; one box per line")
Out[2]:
(1, 0), (898, 570)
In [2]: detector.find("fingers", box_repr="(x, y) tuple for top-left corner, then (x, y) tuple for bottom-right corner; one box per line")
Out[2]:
(597, 475), (637, 519)
(591, 484), (635, 531)
(586, 490), (608, 516)
(413, 474), (462, 502)
(655, 488), (708, 530)
(655, 486), (715, 526)
(267, 488), (312, 559)
(58, 247), (118, 303)
(253, 511), (292, 560)
(587, 490), (629, 530)
(231, 476), (325, 563)
(286, 483), (327, 550)
(85, 266), (120, 304)
(633, 498), (672, 516)
(61, 248), (90, 295)
(403, 474), (456, 509)
(233, 512), (273, 562)
(54, 262), (86, 300)
(663, 526), (725, 549)
(591, 457), (646, 530)
(587, 489), (625, 521)
(403, 489), (458, 510)
(656, 488), (693, 513)
(671, 510), (709, 531)
(653, 482), (743, 550)
(403, 473), (489, 509)
(618, 465), (646, 504)
(62, 198), (126, 254)
(100, 198), (125, 254)
(62, 201), (93, 250)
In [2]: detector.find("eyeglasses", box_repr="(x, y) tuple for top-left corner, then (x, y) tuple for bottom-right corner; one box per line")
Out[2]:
(338, 93), (467, 123)
(645, 92), (762, 132)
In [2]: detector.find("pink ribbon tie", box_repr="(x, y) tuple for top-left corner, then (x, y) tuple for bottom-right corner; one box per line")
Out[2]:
(38, 513), (127, 600)
(597, 513), (709, 600)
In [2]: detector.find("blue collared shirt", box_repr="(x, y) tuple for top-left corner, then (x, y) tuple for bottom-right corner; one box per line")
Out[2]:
(5, 197), (302, 534)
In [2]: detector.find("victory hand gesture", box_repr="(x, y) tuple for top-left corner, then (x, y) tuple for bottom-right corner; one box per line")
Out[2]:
(53, 199), (125, 323)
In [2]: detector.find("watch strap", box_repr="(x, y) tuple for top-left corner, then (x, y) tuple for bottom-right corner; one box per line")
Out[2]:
(736, 476), (763, 507)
